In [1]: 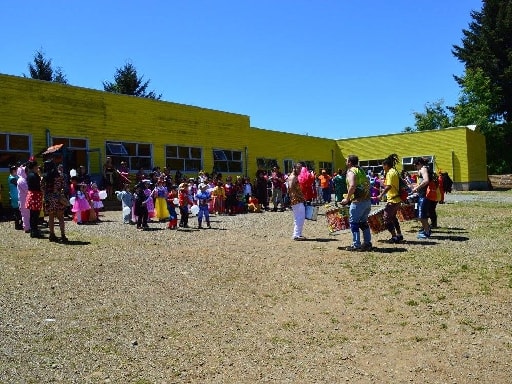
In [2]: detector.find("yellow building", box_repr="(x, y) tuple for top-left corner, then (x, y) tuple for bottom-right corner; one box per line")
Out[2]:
(0, 73), (487, 208)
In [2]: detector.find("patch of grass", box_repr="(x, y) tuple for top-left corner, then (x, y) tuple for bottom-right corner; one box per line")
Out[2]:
(406, 299), (419, 306)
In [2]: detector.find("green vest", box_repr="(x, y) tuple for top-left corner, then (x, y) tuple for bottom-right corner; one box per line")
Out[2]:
(347, 166), (370, 201)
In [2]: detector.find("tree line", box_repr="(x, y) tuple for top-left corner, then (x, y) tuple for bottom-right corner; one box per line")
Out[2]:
(24, 50), (161, 100)
(406, 0), (512, 174)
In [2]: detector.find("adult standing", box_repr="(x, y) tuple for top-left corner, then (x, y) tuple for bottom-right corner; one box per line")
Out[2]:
(25, 159), (43, 238)
(17, 165), (30, 233)
(318, 169), (332, 203)
(411, 157), (432, 239)
(255, 170), (269, 211)
(341, 155), (372, 251)
(42, 159), (68, 243)
(103, 156), (116, 200)
(378, 154), (404, 243)
(287, 163), (306, 241)
(298, 166), (316, 204)
(332, 168), (347, 207)
(270, 166), (284, 211)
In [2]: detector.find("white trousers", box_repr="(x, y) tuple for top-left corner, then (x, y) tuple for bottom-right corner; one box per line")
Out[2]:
(291, 203), (305, 239)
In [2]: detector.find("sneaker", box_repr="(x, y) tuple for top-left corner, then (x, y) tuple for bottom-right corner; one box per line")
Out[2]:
(387, 237), (399, 244)
(49, 233), (59, 242)
(360, 242), (373, 251)
(60, 235), (69, 244)
(417, 231), (430, 239)
(396, 234), (404, 242)
(293, 236), (306, 241)
(344, 245), (361, 252)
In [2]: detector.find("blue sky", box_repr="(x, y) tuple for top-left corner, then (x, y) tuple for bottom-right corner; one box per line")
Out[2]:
(0, 0), (482, 139)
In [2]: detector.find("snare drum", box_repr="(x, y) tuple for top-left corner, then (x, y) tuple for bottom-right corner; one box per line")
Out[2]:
(368, 207), (386, 234)
(397, 203), (416, 221)
(326, 206), (350, 233)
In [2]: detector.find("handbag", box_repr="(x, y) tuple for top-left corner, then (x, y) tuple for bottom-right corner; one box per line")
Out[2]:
(59, 194), (70, 207)
(305, 205), (319, 221)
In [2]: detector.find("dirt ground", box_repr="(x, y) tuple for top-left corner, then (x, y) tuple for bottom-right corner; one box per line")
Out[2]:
(1, 192), (511, 383)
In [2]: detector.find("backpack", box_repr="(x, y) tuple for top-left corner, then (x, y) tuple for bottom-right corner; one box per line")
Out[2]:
(398, 175), (409, 202)
(442, 173), (453, 193)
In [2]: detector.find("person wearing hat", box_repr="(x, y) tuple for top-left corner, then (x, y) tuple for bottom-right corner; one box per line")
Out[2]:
(8, 165), (22, 230)
(195, 183), (211, 229)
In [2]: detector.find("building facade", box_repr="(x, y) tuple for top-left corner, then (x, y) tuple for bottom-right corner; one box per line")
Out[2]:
(1, 74), (487, 208)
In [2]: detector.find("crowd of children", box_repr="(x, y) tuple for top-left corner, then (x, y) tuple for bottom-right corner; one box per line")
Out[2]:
(111, 168), (298, 230)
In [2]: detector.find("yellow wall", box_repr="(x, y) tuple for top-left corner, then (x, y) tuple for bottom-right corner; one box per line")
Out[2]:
(336, 127), (488, 187)
(0, 73), (488, 209)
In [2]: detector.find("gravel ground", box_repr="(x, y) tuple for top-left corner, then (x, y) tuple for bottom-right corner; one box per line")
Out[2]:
(1, 191), (511, 383)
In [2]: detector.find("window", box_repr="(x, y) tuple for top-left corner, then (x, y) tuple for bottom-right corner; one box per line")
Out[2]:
(283, 159), (293, 174)
(360, 158), (385, 176)
(106, 141), (152, 171)
(402, 155), (434, 172)
(53, 137), (89, 171)
(166, 145), (202, 172)
(256, 158), (278, 174)
(213, 149), (243, 173)
(0, 133), (31, 168)
(318, 161), (333, 175)
(298, 160), (315, 172)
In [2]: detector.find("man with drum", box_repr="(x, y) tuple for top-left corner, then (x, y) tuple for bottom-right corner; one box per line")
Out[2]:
(340, 155), (372, 251)
(378, 154), (404, 243)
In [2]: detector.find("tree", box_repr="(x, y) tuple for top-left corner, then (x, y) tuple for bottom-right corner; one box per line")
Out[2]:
(25, 49), (68, 84)
(103, 62), (162, 100)
(452, 0), (512, 123)
(408, 100), (452, 132)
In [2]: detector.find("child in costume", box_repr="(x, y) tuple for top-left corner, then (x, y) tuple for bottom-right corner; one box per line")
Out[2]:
(115, 184), (134, 224)
(72, 184), (91, 224)
(166, 186), (178, 229)
(134, 182), (150, 230)
(17, 165), (30, 232)
(142, 180), (155, 220)
(88, 182), (104, 221)
(195, 183), (211, 229)
(211, 181), (225, 215)
(178, 183), (194, 228)
(152, 177), (169, 221)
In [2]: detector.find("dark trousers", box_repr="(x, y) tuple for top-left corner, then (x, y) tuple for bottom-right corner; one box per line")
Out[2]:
(179, 206), (189, 227)
(137, 206), (148, 228)
(30, 210), (40, 235)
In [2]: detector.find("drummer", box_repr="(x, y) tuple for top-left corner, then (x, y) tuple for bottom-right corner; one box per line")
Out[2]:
(340, 155), (372, 251)
(377, 154), (404, 243)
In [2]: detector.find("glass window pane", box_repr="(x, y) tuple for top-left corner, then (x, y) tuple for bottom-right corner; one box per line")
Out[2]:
(190, 147), (201, 159)
(137, 144), (151, 156)
(166, 146), (177, 158)
(228, 161), (242, 173)
(232, 151), (242, 161)
(9, 135), (29, 150)
(123, 142), (136, 155)
(178, 146), (189, 158)
(0, 134), (7, 150)
(70, 138), (86, 148)
(138, 157), (152, 169)
(214, 162), (228, 173)
(106, 143), (128, 155)
(213, 150), (227, 161)
(166, 158), (183, 171)
(185, 159), (202, 172)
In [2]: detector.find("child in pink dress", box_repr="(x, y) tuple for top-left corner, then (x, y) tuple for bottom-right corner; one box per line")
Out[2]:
(72, 184), (91, 224)
(88, 183), (104, 221)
